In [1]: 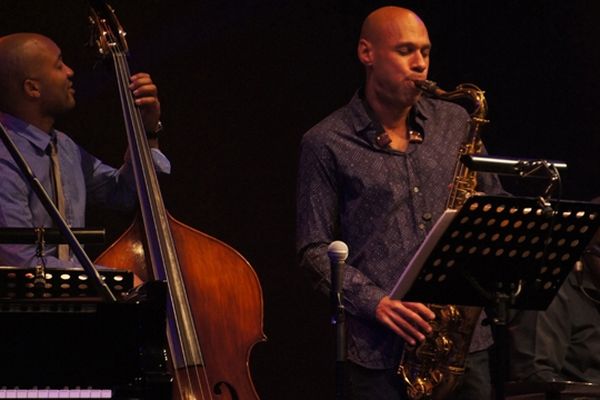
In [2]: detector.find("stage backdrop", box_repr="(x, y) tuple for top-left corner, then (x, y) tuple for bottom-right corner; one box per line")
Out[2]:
(2, 1), (600, 398)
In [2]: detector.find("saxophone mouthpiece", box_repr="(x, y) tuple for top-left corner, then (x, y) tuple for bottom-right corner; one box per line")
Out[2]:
(413, 80), (446, 97)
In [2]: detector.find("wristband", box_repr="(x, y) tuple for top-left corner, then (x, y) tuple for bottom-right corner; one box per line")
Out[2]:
(146, 120), (164, 139)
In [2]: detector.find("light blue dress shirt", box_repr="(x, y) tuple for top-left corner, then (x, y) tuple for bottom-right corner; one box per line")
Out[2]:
(0, 112), (170, 268)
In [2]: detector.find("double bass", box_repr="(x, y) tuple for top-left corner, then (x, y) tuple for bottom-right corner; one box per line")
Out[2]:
(89, 4), (266, 399)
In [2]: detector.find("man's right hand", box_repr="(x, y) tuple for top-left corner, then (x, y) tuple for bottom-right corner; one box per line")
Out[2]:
(375, 296), (435, 345)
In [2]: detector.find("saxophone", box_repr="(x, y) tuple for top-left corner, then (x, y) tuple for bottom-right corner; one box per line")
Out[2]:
(397, 80), (489, 400)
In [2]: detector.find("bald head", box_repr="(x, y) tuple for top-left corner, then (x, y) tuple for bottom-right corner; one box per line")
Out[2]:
(360, 7), (428, 46)
(0, 33), (75, 127)
(0, 33), (53, 108)
(357, 7), (431, 111)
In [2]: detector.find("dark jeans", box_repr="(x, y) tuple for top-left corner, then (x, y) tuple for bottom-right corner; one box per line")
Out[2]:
(345, 349), (492, 400)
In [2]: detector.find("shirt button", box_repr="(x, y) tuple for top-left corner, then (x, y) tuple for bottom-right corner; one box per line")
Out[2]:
(413, 186), (420, 193)
(376, 133), (391, 148)
(418, 223), (426, 230)
(422, 212), (432, 221)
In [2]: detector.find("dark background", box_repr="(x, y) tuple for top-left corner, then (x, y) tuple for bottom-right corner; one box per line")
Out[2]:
(2, 1), (600, 398)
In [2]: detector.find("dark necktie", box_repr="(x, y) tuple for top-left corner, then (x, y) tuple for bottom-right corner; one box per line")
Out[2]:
(49, 138), (69, 261)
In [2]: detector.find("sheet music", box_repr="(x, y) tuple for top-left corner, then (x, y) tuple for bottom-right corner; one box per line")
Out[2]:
(389, 195), (600, 309)
(389, 209), (457, 300)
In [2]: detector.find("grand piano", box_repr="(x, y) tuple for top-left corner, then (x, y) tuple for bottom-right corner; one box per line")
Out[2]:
(0, 105), (172, 399)
(0, 267), (172, 399)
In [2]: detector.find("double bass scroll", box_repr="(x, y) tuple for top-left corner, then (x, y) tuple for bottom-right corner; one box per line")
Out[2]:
(89, 3), (266, 399)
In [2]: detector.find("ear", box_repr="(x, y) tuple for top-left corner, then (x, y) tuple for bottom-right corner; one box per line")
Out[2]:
(23, 79), (41, 99)
(357, 38), (374, 67)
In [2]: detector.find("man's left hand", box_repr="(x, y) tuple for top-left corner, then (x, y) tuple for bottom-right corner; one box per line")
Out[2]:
(129, 72), (161, 132)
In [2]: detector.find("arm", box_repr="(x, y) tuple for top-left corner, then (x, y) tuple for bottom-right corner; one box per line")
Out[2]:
(86, 72), (170, 208)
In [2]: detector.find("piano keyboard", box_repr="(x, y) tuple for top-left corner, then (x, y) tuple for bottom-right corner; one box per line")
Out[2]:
(0, 388), (112, 398)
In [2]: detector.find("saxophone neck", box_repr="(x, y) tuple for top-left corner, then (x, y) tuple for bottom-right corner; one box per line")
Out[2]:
(414, 80), (488, 122)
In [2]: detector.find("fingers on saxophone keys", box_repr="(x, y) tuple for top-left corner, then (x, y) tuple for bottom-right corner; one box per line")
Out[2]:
(404, 301), (436, 321)
(378, 310), (419, 345)
(376, 297), (433, 345)
(393, 305), (433, 345)
(394, 320), (426, 346)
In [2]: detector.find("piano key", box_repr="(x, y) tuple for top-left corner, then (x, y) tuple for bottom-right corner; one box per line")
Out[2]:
(0, 388), (112, 398)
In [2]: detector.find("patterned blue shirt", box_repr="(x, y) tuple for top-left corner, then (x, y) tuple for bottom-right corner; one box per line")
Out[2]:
(0, 112), (171, 268)
(296, 91), (504, 368)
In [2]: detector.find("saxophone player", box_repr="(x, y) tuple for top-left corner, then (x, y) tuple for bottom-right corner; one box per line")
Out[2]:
(296, 6), (505, 399)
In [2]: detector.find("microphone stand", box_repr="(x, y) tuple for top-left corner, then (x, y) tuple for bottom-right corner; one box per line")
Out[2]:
(460, 155), (565, 399)
(0, 121), (116, 302)
(328, 241), (349, 400)
(33, 227), (47, 291)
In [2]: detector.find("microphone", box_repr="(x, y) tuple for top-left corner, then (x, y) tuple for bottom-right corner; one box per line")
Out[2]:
(328, 241), (349, 314)
(328, 241), (349, 263)
(328, 240), (349, 399)
(460, 154), (567, 178)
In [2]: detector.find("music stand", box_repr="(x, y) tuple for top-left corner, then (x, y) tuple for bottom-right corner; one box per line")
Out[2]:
(390, 195), (600, 399)
(0, 266), (134, 301)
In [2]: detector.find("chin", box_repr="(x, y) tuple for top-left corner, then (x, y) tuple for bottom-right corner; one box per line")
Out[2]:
(396, 93), (420, 108)
(56, 102), (76, 115)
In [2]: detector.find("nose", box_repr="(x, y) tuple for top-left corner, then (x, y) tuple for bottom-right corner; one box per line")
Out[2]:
(65, 64), (75, 77)
(411, 52), (428, 73)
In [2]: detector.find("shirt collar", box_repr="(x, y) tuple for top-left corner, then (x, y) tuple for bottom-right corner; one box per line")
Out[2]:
(347, 89), (430, 150)
(0, 112), (54, 153)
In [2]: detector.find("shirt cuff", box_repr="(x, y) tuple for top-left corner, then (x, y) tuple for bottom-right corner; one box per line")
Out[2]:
(150, 148), (171, 174)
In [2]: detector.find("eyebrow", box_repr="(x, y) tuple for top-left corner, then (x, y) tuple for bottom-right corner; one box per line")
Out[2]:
(395, 41), (431, 48)
(394, 42), (432, 54)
